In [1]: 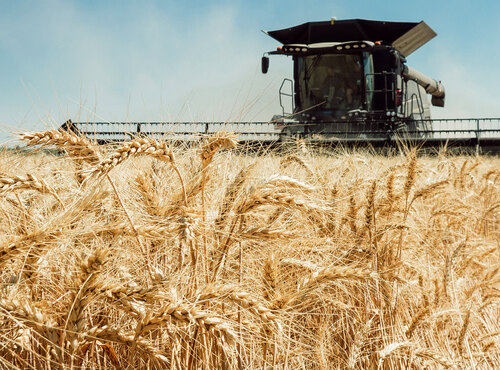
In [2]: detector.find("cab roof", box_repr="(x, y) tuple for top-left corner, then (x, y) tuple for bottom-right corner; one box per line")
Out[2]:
(265, 19), (436, 56)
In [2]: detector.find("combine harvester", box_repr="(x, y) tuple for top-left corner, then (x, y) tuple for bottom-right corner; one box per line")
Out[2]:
(65, 19), (500, 153)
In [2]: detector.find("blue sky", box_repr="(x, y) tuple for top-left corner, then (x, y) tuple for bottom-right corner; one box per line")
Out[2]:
(1, 0), (499, 144)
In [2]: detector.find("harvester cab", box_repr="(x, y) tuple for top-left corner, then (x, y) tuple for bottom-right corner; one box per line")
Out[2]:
(262, 19), (446, 139)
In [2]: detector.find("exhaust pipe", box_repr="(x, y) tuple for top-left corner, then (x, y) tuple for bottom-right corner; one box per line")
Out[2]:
(403, 66), (445, 107)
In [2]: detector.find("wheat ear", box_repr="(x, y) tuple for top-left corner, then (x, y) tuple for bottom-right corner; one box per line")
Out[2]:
(237, 188), (327, 214)
(83, 137), (175, 178)
(0, 297), (60, 349)
(138, 301), (237, 346)
(406, 307), (430, 338)
(216, 162), (256, 228)
(200, 131), (238, 169)
(0, 173), (64, 207)
(262, 254), (278, 301)
(19, 129), (101, 165)
(458, 308), (471, 357)
(413, 348), (456, 368)
(403, 148), (417, 201)
(84, 325), (167, 363)
(377, 341), (412, 368)
(348, 317), (374, 369)
(65, 248), (108, 352)
(280, 155), (315, 177)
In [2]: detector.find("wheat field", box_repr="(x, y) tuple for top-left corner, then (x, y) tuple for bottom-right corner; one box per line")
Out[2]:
(0, 129), (499, 369)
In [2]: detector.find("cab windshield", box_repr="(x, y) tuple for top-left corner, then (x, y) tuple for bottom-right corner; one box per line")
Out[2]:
(296, 53), (373, 113)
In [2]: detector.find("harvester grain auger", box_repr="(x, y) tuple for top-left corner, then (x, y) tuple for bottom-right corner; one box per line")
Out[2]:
(63, 19), (500, 153)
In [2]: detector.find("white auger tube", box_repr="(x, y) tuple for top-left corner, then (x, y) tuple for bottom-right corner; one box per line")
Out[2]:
(403, 66), (445, 107)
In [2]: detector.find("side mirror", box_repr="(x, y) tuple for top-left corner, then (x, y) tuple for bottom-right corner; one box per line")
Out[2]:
(261, 56), (269, 74)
